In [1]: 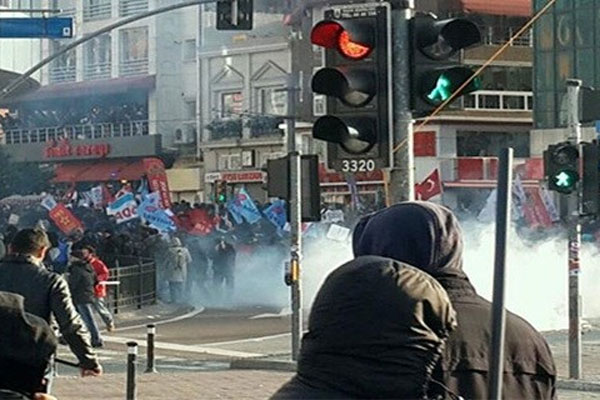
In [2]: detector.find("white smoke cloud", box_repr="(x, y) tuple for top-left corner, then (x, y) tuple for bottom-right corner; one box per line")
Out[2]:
(188, 220), (600, 333)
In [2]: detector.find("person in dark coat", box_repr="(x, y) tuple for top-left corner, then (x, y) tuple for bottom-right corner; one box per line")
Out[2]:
(352, 201), (557, 400)
(0, 229), (101, 384)
(68, 250), (103, 348)
(0, 291), (58, 400)
(212, 238), (236, 294)
(271, 256), (458, 399)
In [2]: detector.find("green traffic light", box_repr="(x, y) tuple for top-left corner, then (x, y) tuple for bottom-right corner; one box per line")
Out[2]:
(427, 74), (452, 103)
(218, 194), (226, 203)
(553, 169), (579, 193)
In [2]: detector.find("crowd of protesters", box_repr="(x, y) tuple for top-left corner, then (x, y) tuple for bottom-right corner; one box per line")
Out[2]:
(0, 103), (147, 132)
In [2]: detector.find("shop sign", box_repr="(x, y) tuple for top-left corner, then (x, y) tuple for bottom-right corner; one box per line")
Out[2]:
(44, 140), (111, 159)
(204, 171), (266, 184)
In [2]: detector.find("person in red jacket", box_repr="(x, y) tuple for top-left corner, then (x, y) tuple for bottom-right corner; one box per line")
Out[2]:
(81, 246), (115, 332)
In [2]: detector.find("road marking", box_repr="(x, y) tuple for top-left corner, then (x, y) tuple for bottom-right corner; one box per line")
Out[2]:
(104, 335), (263, 358)
(112, 306), (205, 332)
(202, 332), (291, 347)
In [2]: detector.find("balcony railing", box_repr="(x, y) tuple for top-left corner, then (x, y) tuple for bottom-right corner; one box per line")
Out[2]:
(119, 0), (148, 17)
(83, 1), (112, 22)
(49, 65), (76, 84)
(482, 27), (533, 47)
(4, 121), (149, 145)
(83, 62), (112, 80)
(464, 90), (533, 111)
(119, 58), (149, 77)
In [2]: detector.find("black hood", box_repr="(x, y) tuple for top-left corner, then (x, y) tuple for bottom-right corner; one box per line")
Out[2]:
(353, 202), (466, 279)
(297, 256), (457, 399)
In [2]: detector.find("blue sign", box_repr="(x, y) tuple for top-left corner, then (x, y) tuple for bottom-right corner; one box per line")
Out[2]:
(0, 18), (73, 39)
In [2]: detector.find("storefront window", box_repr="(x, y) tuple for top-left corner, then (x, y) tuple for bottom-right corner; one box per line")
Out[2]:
(221, 92), (243, 118)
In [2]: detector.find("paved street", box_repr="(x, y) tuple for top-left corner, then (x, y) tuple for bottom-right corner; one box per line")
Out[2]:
(49, 306), (600, 399)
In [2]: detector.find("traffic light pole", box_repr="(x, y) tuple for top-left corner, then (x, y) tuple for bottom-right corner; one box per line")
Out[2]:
(566, 79), (582, 379)
(287, 29), (303, 362)
(389, 1), (415, 203)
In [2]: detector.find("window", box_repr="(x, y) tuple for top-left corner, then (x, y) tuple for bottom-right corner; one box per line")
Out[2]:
(119, 0), (148, 17)
(183, 39), (196, 62)
(84, 34), (111, 80)
(457, 131), (530, 158)
(218, 154), (242, 171)
(184, 100), (196, 120)
(120, 27), (148, 76)
(50, 40), (76, 83)
(220, 92), (243, 118)
(83, 0), (111, 21)
(258, 87), (287, 115)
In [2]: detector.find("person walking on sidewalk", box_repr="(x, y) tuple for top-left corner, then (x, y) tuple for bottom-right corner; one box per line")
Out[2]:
(166, 237), (191, 304)
(0, 229), (102, 391)
(67, 249), (104, 348)
(81, 246), (115, 332)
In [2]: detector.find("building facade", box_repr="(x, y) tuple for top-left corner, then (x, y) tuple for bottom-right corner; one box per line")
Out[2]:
(0, 0), (203, 200)
(531, 0), (600, 157)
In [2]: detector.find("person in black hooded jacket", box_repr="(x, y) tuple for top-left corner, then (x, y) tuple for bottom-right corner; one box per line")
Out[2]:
(271, 255), (458, 399)
(352, 201), (557, 400)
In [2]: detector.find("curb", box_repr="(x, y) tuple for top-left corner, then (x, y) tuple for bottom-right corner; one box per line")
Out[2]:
(230, 358), (297, 372)
(557, 379), (600, 392)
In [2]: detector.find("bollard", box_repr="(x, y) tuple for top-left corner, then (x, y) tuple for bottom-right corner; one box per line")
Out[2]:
(145, 324), (157, 373)
(126, 341), (138, 400)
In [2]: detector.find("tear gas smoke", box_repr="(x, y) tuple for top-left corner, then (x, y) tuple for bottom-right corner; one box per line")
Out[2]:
(189, 220), (599, 332)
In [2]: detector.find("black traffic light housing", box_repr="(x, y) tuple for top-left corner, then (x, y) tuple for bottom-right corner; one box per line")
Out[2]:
(544, 142), (580, 195)
(216, 0), (253, 31)
(581, 141), (600, 216)
(215, 180), (228, 204)
(410, 14), (482, 117)
(265, 155), (321, 222)
(311, 4), (392, 172)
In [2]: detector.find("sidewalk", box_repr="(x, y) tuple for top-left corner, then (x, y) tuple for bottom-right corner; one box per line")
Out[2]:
(51, 370), (600, 399)
(53, 370), (292, 400)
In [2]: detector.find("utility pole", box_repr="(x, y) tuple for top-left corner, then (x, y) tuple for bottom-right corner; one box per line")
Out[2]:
(388, 1), (415, 203)
(566, 79), (582, 379)
(287, 28), (302, 361)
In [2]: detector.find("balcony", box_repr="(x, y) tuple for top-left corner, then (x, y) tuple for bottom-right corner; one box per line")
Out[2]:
(464, 90), (533, 112)
(4, 121), (149, 145)
(482, 26), (533, 47)
(119, 0), (148, 17)
(83, 1), (112, 22)
(83, 62), (112, 81)
(49, 65), (76, 84)
(441, 157), (543, 187)
(119, 59), (149, 77)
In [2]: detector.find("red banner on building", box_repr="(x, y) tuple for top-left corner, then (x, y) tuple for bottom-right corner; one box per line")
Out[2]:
(143, 158), (172, 210)
(49, 204), (83, 235)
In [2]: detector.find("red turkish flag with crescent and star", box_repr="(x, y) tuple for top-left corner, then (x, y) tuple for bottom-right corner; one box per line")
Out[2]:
(415, 169), (443, 201)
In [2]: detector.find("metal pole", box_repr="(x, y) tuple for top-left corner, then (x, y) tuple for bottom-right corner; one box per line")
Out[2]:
(0, 0), (216, 100)
(566, 78), (582, 380)
(145, 324), (157, 373)
(488, 147), (514, 400)
(287, 28), (302, 362)
(388, 1), (415, 204)
(126, 341), (138, 400)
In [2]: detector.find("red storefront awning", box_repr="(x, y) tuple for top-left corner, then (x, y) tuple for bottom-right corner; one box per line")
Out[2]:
(460, 0), (532, 17)
(53, 160), (147, 183)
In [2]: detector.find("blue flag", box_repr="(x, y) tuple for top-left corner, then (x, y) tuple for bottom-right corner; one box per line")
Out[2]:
(227, 200), (244, 225)
(229, 188), (262, 224)
(139, 192), (176, 232)
(264, 200), (287, 230)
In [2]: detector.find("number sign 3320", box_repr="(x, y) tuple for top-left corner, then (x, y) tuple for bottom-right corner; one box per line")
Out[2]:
(341, 159), (376, 173)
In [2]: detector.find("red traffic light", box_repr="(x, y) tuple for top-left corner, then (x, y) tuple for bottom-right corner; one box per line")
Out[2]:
(311, 20), (374, 60)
